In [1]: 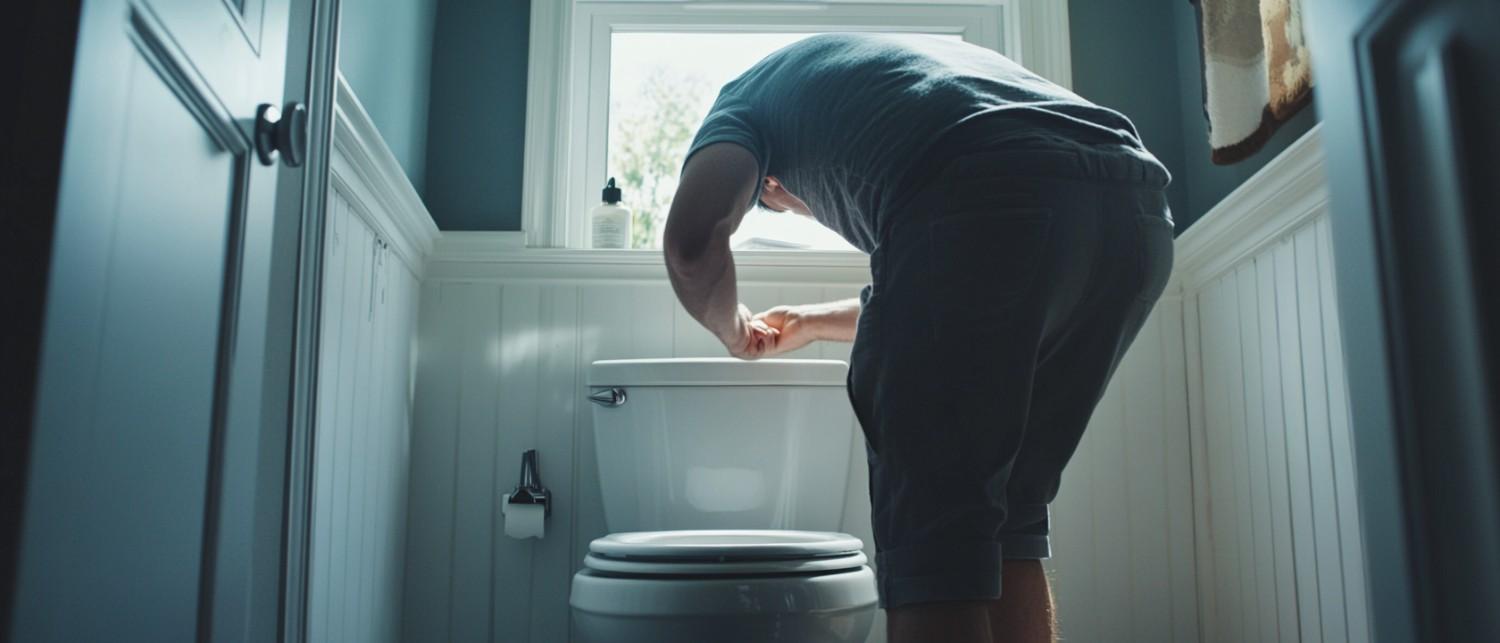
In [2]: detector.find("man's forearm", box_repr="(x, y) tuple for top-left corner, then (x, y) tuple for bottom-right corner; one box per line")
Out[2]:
(806, 298), (861, 342)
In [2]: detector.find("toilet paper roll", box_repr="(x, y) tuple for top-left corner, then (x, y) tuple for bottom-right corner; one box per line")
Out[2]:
(503, 502), (545, 539)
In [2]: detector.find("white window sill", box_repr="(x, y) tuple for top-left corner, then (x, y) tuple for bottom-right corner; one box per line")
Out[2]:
(426, 231), (872, 284)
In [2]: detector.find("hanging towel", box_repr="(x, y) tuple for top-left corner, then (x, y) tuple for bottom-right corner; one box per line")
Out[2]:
(1191, 0), (1314, 164)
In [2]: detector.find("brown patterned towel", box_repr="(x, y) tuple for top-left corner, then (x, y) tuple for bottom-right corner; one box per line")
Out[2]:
(1191, 0), (1314, 164)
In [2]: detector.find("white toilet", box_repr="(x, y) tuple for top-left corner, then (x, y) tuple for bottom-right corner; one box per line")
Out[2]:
(570, 358), (878, 643)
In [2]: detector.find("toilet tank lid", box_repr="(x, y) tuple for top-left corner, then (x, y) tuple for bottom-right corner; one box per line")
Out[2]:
(588, 358), (847, 387)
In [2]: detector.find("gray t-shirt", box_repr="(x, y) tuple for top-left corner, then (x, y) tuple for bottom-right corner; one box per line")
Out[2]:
(685, 33), (1145, 252)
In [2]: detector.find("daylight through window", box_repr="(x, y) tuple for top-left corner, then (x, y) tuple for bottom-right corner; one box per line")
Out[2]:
(606, 32), (859, 251)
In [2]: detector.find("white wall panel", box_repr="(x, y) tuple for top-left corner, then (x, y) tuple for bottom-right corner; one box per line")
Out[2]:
(404, 266), (1197, 642)
(1161, 297), (1203, 643)
(309, 189), (420, 643)
(1184, 216), (1370, 643)
(1275, 237), (1325, 643)
(1170, 127), (1371, 643)
(1255, 253), (1301, 643)
(402, 280), (458, 642)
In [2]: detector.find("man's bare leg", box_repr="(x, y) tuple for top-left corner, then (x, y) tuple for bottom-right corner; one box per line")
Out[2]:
(888, 600), (994, 643)
(987, 560), (1057, 643)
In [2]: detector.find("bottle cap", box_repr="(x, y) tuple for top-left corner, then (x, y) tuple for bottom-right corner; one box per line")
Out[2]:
(602, 178), (622, 204)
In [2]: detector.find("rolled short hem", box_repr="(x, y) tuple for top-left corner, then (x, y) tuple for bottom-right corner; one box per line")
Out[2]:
(999, 532), (1052, 560)
(875, 541), (1003, 609)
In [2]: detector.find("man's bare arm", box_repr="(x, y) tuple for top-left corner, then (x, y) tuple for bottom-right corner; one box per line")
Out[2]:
(663, 143), (774, 357)
(803, 298), (861, 342)
(753, 298), (862, 356)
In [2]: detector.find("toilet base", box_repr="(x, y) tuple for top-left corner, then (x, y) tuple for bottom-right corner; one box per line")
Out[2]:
(574, 608), (876, 643)
(570, 566), (878, 643)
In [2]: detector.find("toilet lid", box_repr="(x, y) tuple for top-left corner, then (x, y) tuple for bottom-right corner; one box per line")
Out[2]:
(584, 550), (868, 576)
(585, 530), (867, 576)
(589, 530), (863, 561)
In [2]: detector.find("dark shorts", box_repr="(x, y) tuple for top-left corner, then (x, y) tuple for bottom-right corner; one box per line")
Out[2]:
(847, 141), (1175, 609)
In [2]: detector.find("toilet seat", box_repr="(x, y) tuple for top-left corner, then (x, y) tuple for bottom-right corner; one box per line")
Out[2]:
(585, 550), (868, 576)
(590, 529), (862, 560)
(586, 530), (866, 576)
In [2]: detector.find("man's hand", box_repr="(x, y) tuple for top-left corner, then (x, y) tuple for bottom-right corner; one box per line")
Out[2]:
(752, 298), (862, 357)
(752, 305), (821, 356)
(721, 303), (779, 359)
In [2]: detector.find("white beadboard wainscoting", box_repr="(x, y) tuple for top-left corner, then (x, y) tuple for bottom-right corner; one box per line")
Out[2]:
(306, 76), (438, 643)
(1175, 125), (1371, 643)
(403, 256), (1199, 637)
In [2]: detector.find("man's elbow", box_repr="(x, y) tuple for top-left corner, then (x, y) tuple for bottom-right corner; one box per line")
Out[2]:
(663, 221), (705, 278)
(665, 209), (732, 267)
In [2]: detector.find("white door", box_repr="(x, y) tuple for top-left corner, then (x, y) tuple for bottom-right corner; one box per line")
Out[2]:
(11, 0), (313, 640)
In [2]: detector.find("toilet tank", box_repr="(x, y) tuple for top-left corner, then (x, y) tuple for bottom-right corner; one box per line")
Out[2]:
(587, 358), (856, 533)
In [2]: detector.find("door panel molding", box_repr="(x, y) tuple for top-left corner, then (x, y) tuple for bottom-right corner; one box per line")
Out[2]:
(221, 0), (268, 54)
(127, 3), (250, 154)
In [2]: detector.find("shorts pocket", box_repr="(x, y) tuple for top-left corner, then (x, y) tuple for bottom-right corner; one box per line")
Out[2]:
(926, 210), (1053, 391)
(1134, 215), (1175, 303)
(928, 209), (1053, 315)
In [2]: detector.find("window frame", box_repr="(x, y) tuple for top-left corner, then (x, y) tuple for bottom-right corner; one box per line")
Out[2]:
(521, 0), (1072, 252)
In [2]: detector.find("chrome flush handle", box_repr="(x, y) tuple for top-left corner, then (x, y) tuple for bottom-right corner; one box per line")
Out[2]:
(588, 388), (627, 407)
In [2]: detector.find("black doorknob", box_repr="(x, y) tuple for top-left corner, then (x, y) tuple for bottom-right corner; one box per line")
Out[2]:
(254, 102), (309, 168)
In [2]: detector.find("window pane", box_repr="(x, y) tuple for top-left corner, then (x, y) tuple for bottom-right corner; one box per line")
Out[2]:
(607, 32), (858, 251)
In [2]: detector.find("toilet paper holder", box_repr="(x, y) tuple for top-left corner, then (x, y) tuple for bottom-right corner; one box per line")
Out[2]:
(507, 449), (551, 518)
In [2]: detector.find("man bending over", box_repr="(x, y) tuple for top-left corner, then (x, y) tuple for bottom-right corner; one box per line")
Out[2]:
(662, 34), (1175, 643)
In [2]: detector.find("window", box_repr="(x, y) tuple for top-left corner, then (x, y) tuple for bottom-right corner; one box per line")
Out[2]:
(608, 32), (856, 251)
(609, 32), (963, 251)
(522, 1), (1072, 252)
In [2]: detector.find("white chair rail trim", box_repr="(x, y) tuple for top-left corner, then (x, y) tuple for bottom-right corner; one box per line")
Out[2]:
(1172, 124), (1328, 294)
(330, 73), (441, 275)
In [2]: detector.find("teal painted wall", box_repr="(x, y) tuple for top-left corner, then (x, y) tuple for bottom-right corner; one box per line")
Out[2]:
(1068, 0), (1190, 226)
(423, 0), (531, 231)
(339, 0), (440, 194)
(1070, 0), (1318, 233)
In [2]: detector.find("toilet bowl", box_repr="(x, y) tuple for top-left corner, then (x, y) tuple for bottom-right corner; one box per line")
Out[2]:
(572, 359), (877, 642)
(571, 530), (877, 642)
